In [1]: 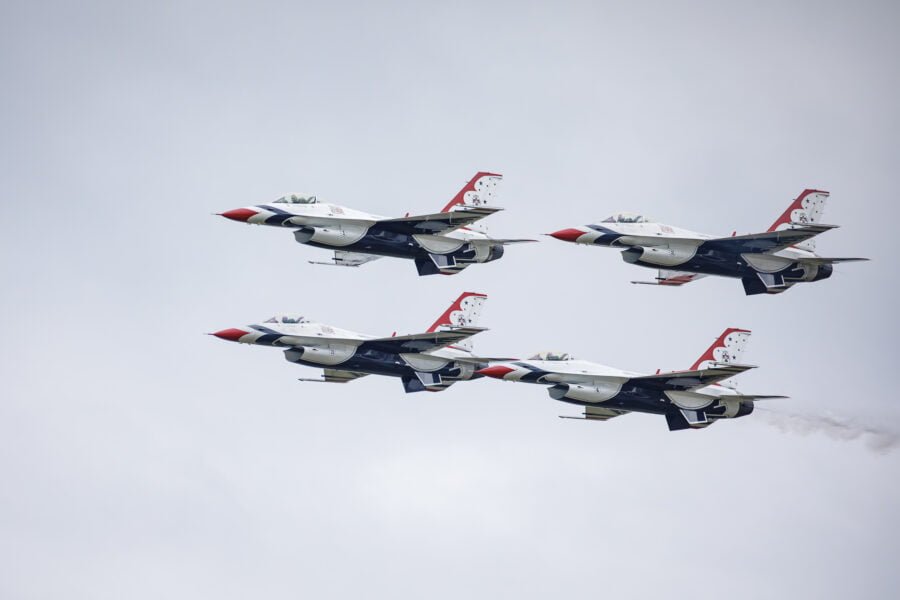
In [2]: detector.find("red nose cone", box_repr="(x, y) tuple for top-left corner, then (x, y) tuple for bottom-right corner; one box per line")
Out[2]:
(212, 328), (248, 342)
(548, 228), (585, 242)
(219, 208), (258, 222)
(476, 365), (516, 379)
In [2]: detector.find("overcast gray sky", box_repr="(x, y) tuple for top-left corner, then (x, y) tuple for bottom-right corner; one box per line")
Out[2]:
(2, 0), (899, 598)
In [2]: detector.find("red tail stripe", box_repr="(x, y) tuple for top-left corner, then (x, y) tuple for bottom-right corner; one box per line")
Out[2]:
(427, 292), (487, 332)
(440, 172), (502, 213)
(767, 189), (828, 232)
(689, 327), (750, 370)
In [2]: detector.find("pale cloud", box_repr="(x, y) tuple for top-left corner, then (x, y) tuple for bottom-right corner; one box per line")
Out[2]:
(1, 1), (898, 598)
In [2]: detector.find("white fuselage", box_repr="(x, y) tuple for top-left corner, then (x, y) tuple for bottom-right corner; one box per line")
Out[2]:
(242, 202), (492, 244)
(221, 319), (474, 367)
(493, 358), (742, 401)
(585, 221), (819, 261)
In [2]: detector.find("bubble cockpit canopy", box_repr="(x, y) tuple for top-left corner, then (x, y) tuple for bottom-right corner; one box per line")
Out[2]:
(264, 314), (307, 324)
(273, 193), (317, 205)
(601, 212), (652, 224)
(529, 351), (573, 361)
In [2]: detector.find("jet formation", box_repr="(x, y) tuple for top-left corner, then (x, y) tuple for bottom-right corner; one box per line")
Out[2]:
(214, 176), (867, 431)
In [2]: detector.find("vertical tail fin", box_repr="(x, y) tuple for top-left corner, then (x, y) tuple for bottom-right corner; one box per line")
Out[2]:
(767, 189), (829, 252)
(427, 292), (488, 352)
(440, 172), (503, 212)
(690, 328), (752, 371)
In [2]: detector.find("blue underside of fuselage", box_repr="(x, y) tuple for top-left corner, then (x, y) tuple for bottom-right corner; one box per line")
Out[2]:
(258, 206), (425, 260)
(291, 348), (481, 384)
(306, 231), (423, 260)
(585, 225), (816, 280)
(559, 387), (746, 421)
(556, 389), (676, 416)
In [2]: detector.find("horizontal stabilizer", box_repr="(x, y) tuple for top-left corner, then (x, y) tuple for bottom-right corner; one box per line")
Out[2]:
(726, 394), (789, 401)
(797, 256), (869, 265)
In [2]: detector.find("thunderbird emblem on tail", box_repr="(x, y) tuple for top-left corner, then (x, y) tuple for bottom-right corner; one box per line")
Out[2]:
(219, 172), (534, 276)
(548, 189), (867, 295)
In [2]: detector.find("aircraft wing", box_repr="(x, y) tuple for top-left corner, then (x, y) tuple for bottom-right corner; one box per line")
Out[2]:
(546, 365), (754, 390)
(632, 269), (708, 287)
(705, 223), (838, 254)
(629, 364), (756, 390)
(374, 206), (503, 235)
(358, 327), (487, 354)
(309, 250), (382, 267)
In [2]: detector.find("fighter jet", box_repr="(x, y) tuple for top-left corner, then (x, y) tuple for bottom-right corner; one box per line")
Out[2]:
(548, 189), (867, 295)
(211, 292), (504, 393)
(218, 172), (533, 276)
(477, 328), (785, 431)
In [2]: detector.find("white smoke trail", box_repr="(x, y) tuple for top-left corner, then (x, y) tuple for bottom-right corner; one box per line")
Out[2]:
(756, 407), (900, 454)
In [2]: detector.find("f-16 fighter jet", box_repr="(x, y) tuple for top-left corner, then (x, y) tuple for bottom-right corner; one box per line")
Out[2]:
(218, 172), (533, 276)
(211, 292), (501, 393)
(477, 328), (785, 431)
(548, 189), (867, 295)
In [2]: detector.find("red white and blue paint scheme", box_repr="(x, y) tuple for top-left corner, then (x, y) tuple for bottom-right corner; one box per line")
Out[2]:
(548, 190), (867, 295)
(477, 328), (785, 431)
(211, 292), (503, 393)
(219, 172), (533, 276)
